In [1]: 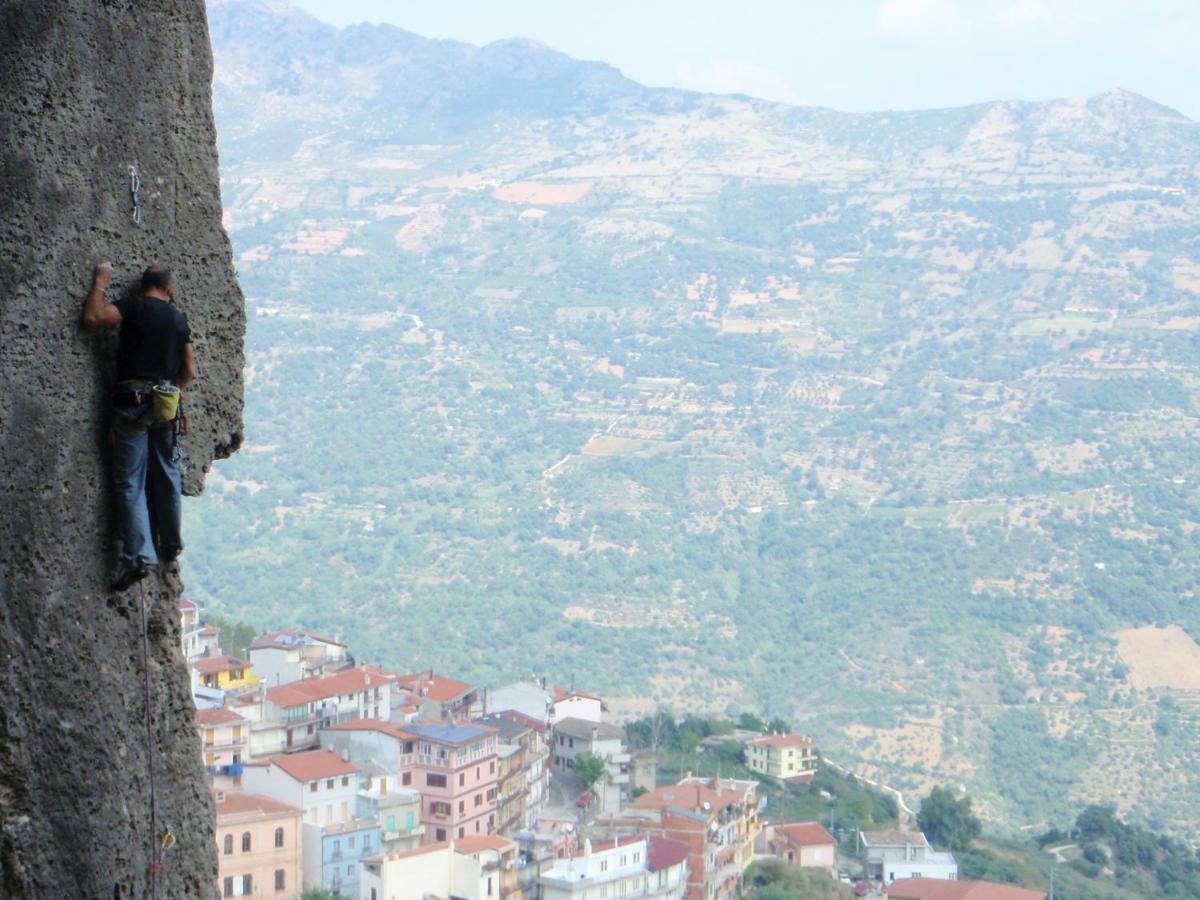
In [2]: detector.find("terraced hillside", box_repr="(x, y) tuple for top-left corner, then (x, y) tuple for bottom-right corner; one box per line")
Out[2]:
(191, 0), (1200, 837)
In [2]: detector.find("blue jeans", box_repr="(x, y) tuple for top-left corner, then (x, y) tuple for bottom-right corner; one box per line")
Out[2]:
(112, 404), (182, 566)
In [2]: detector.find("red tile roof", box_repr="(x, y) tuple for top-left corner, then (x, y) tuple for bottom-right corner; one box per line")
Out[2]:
(192, 655), (249, 675)
(496, 709), (549, 733)
(178, 598), (197, 611)
(885, 879), (1045, 900)
(214, 792), (299, 819)
(397, 672), (474, 703)
(774, 821), (834, 847)
(269, 749), (358, 782)
(266, 667), (387, 708)
(194, 707), (246, 726)
(632, 778), (748, 815)
(647, 835), (690, 872)
(325, 719), (416, 741)
(453, 835), (512, 854)
(748, 733), (813, 750)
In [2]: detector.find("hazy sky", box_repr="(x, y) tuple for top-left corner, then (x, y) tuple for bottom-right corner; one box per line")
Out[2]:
(288, 0), (1199, 119)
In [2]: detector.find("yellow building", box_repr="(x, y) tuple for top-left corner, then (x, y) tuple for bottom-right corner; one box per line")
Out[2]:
(745, 733), (818, 783)
(215, 791), (302, 899)
(194, 655), (260, 692)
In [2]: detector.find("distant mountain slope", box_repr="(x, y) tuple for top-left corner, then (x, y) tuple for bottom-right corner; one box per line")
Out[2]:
(195, 0), (1200, 841)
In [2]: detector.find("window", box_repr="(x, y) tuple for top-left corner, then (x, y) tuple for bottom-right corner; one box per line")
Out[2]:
(633, 852), (640, 863)
(401, 772), (412, 786)
(489, 760), (495, 774)
(475, 820), (481, 833)
(274, 869), (285, 891)
(347, 864), (354, 876)
(241, 831), (251, 852)
(458, 800), (465, 814)
(426, 773), (447, 788)
(488, 876), (493, 896)
(223, 834), (233, 855)
(459, 772), (465, 787)
(333, 840), (341, 855)
(386, 816), (395, 832)
(435, 828), (446, 841)
(430, 801), (451, 816)
(326, 779), (334, 789)
(458, 827), (465, 838)
(223, 876), (233, 897)
(342, 775), (350, 787)
(310, 782), (318, 793)
(242, 874), (253, 894)
(474, 793), (482, 808)
(274, 827), (284, 848)
(488, 814), (494, 829)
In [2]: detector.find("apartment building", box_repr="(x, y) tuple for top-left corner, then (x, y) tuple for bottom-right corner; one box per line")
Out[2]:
(249, 628), (347, 688)
(242, 749), (361, 828)
(196, 707), (248, 770)
(214, 791), (302, 899)
(539, 834), (690, 900)
(474, 710), (550, 834)
(301, 816), (381, 896)
(260, 666), (393, 753)
(631, 777), (761, 900)
(360, 835), (522, 900)
(396, 670), (480, 722)
(744, 733), (817, 784)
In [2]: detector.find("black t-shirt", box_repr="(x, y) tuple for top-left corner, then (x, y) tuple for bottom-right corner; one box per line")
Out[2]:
(113, 294), (191, 382)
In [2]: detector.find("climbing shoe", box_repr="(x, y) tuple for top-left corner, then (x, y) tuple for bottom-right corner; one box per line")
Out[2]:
(110, 562), (149, 593)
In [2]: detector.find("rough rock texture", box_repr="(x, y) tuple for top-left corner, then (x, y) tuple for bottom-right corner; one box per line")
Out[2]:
(0, 2), (243, 897)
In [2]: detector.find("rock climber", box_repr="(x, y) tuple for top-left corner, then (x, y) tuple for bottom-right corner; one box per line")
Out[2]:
(83, 262), (195, 591)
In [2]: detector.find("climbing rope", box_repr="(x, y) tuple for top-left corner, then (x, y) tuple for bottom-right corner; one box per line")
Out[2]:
(136, 580), (162, 898)
(129, 164), (143, 225)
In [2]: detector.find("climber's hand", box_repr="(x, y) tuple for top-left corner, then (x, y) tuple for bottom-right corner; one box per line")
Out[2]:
(93, 263), (113, 289)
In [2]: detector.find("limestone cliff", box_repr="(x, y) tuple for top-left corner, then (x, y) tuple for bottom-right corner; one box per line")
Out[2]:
(0, 1), (243, 897)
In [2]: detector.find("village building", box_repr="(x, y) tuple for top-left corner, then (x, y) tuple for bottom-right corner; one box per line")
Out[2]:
(758, 821), (837, 877)
(259, 665), (393, 754)
(744, 733), (818, 784)
(539, 834), (690, 900)
(196, 706), (248, 786)
(242, 749), (361, 829)
(249, 628), (348, 688)
(396, 670), (480, 722)
(861, 830), (959, 884)
(360, 835), (522, 900)
(629, 776), (761, 900)
(301, 816), (381, 896)
(475, 710), (551, 834)
(214, 791), (302, 899)
(194, 656), (259, 694)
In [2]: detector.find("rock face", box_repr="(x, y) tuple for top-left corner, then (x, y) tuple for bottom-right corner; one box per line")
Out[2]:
(0, 2), (243, 897)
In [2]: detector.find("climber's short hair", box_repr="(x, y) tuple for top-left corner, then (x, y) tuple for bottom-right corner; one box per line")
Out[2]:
(141, 264), (172, 293)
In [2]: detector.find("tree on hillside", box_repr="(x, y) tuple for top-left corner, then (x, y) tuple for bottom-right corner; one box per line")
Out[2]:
(571, 752), (607, 791)
(917, 786), (981, 852)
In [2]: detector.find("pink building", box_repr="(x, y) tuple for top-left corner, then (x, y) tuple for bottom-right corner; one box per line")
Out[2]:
(318, 719), (499, 845)
(403, 722), (499, 843)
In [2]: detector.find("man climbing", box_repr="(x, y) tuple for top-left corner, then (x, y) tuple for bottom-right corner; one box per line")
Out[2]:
(83, 262), (195, 591)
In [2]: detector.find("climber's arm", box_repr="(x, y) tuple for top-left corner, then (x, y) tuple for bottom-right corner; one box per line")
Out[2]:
(175, 343), (195, 391)
(81, 263), (122, 329)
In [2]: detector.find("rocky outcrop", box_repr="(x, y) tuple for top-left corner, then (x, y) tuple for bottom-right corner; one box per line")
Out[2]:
(0, 2), (243, 897)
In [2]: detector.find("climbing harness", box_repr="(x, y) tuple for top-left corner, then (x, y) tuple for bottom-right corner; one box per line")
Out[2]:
(129, 164), (143, 225)
(136, 580), (167, 897)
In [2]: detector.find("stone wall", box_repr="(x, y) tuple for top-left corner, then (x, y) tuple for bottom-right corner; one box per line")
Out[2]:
(0, 1), (243, 896)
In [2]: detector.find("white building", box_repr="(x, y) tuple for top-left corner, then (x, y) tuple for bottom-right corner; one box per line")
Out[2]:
(539, 835), (690, 900)
(242, 749), (361, 828)
(249, 628), (348, 689)
(257, 665), (394, 754)
(359, 835), (520, 900)
(861, 830), (958, 884)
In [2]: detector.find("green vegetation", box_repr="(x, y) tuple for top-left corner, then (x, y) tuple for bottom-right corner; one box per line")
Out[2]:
(192, 3), (1200, 841)
(570, 753), (607, 791)
(748, 861), (852, 899)
(917, 787), (982, 853)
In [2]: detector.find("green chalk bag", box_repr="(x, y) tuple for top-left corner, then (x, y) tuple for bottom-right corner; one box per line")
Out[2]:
(151, 382), (181, 423)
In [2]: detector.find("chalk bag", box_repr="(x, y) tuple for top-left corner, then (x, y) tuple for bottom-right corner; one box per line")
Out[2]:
(151, 383), (181, 423)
